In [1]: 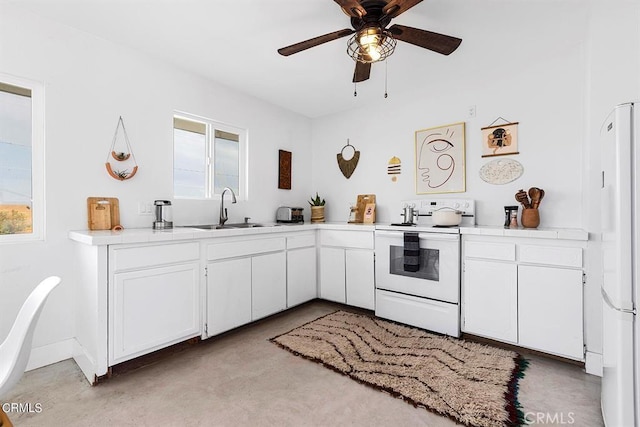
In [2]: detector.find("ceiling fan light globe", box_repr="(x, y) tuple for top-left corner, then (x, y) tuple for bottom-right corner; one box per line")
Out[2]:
(347, 30), (396, 64)
(365, 45), (382, 61)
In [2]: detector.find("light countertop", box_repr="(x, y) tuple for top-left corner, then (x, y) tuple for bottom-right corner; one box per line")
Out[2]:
(69, 222), (376, 246)
(69, 222), (586, 246)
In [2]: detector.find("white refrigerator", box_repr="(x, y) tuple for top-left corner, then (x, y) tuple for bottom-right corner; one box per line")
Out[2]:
(601, 102), (640, 426)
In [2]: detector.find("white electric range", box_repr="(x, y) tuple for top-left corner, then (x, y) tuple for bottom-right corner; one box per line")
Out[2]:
(374, 199), (475, 337)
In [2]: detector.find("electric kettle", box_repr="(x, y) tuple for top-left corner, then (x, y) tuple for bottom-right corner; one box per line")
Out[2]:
(153, 200), (173, 229)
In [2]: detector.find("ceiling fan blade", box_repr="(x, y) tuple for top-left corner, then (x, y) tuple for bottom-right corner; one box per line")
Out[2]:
(353, 61), (372, 83)
(334, 0), (367, 18)
(388, 24), (462, 55)
(278, 29), (355, 56)
(383, 0), (423, 18)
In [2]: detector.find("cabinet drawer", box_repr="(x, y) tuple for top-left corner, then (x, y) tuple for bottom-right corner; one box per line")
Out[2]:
(287, 233), (316, 249)
(207, 237), (285, 260)
(111, 242), (200, 272)
(320, 230), (373, 249)
(519, 245), (582, 268)
(376, 290), (460, 337)
(464, 241), (515, 261)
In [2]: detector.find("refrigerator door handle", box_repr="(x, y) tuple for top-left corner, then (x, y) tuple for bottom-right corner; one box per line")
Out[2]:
(602, 287), (636, 314)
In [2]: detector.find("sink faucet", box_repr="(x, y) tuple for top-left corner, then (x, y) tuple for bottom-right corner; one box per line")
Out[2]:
(219, 187), (237, 226)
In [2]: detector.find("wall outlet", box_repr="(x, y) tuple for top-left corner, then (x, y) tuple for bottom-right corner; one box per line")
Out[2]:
(468, 105), (476, 118)
(138, 202), (153, 215)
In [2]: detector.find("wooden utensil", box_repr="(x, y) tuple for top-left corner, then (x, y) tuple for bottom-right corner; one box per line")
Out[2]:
(529, 187), (545, 209)
(534, 188), (545, 208)
(515, 189), (530, 209)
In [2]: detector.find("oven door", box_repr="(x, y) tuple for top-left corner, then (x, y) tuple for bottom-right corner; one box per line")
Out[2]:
(374, 230), (460, 303)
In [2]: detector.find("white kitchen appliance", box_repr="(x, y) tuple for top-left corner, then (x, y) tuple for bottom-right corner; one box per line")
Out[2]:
(600, 102), (640, 426)
(375, 198), (475, 337)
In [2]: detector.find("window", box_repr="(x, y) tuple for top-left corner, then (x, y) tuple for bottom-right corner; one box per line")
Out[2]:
(173, 113), (247, 200)
(0, 74), (44, 242)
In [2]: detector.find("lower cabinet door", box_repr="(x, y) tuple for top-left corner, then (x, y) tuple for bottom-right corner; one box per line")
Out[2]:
(110, 262), (200, 364)
(462, 259), (518, 343)
(252, 251), (287, 320)
(345, 249), (374, 310)
(518, 265), (584, 359)
(319, 247), (346, 303)
(207, 258), (252, 336)
(287, 247), (317, 307)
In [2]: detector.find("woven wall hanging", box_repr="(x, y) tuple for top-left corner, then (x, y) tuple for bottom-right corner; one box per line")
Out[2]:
(337, 139), (360, 179)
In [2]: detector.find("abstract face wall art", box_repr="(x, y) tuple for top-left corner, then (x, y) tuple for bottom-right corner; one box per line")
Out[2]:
(415, 122), (466, 194)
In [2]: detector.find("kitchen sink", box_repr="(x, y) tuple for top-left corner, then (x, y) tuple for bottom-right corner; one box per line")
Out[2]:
(187, 223), (277, 230)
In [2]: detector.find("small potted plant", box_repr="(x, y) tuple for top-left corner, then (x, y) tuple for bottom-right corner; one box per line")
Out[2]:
(309, 192), (325, 223)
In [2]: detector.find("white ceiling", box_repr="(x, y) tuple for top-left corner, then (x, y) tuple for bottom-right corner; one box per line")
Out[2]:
(5, 0), (588, 118)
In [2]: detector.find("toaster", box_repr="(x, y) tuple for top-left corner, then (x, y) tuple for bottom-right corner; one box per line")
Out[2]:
(276, 206), (304, 223)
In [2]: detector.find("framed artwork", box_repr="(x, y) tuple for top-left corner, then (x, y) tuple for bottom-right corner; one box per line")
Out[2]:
(415, 122), (466, 194)
(481, 122), (519, 157)
(278, 149), (291, 189)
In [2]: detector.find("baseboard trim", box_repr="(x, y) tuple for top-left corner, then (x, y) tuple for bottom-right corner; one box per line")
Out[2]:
(71, 339), (99, 385)
(585, 351), (603, 377)
(25, 339), (74, 371)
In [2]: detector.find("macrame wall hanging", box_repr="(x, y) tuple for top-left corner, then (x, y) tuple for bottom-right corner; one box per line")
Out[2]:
(105, 116), (139, 181)
(337, 139), (360, 179)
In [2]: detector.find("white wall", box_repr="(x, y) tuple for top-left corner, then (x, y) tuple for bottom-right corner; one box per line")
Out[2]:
(0, 3), (312, 367)
(311, 3), (588, 227)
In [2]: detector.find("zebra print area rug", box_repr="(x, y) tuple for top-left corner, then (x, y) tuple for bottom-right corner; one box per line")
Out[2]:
(271, 311), (527, 427)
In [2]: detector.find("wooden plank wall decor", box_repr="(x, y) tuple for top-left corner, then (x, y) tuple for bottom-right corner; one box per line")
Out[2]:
(278, 149), (292, 189)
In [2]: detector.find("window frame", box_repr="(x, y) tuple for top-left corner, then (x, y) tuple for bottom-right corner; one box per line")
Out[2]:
(173, 111), (247, 201)
(0, 73), (45, 243)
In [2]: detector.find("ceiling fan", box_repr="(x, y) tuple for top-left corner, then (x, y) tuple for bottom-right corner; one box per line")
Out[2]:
(277, 0), (462, 83)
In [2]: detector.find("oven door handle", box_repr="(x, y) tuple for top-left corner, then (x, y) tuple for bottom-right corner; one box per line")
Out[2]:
(374, 230), (460, 241)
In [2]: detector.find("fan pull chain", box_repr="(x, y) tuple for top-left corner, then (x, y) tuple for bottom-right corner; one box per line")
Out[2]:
(354, 82), (357, 97)
(384, 60), (388, 99)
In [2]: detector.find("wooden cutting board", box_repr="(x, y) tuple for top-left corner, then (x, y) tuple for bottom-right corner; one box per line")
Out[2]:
(354, 194), (376, 223)
(87, 197), (120, 230)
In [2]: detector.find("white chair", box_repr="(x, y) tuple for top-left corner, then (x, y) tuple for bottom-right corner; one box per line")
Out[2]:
(0, 276), (61, 400)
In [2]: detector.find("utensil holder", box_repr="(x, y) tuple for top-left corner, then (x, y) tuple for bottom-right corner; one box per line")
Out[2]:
(521, 208), (540, 228)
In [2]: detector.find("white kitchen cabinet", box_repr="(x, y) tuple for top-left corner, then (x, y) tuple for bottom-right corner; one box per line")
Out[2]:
(252, 251), (287, 320)
(109, 242), (201, 365)
(205, 236), (287, 337)
(518, 265), (584, 359)
(461, 235), (586, 360)
(111, 263), (200, 365)
(345, 249), (375, 310)
(207, 258), (252, 336)
(463, 259), (518, 343)
(287, 246), (317, 307)
(319, 246), (347, 303)
(318, 229), (375, 310)
(286, 232), (317, 307)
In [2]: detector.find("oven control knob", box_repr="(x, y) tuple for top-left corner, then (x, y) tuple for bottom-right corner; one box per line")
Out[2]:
(454, 202), (460, 209)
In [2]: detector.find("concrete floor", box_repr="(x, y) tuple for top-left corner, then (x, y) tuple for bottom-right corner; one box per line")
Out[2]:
(4, 301), (603, 426)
